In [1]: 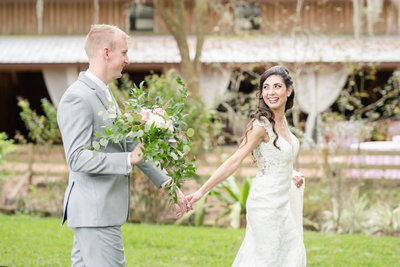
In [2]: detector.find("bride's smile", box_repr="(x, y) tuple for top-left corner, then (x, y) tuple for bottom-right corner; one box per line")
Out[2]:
(262, 74), (292, 112)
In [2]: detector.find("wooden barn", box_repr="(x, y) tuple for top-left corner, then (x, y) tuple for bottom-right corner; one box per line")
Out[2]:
(0, 0), (400, 138)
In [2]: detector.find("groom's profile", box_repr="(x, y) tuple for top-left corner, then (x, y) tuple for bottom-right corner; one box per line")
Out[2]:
(57, 24), (189, 266)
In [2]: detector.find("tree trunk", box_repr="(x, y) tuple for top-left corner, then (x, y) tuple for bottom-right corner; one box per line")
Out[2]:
(155, 0), (208, 96)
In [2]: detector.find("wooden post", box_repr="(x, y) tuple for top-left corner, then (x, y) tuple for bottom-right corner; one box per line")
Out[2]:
(28, 143), (33, 185)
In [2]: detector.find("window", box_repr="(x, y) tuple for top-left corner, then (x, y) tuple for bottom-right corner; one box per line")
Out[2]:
(235, 2), (261, 31)
(129, 3), (154, 31)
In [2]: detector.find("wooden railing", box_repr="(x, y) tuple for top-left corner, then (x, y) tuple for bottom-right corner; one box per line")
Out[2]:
(196, 146), (400, 180)
(1, 144), (67, 204)
(3, 144), (400, 182)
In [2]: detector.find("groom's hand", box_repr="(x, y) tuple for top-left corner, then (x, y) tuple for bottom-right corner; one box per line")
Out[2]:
(167, 182), (192, 218)
(130, 143), (144, 165)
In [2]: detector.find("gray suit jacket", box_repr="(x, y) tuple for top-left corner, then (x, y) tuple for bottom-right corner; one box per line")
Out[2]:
(57, 72), (170, 227)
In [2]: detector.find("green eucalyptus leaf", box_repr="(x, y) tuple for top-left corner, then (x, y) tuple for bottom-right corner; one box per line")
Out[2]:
(99, 138), (109, 147)
(170, 152), (178, 160)
(133, 114), (142, 122)
(186, 128), (195, 137)
(92, 141), (100, 151)
(125, 113), (134, 123)
(132, 130), (144, 138)
(108, 113), (117, 119)
(183, 145), (191, 154)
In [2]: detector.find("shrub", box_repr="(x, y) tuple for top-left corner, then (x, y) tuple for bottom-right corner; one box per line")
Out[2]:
(321, 184), (400, 236)
(0, 132), (15, 164)
(17, 98), (61, 144)
(211, 176), (250, 229)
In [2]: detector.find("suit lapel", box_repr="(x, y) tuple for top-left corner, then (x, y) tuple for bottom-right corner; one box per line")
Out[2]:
(78, 72), (125, 151)
(78, 72), (109, 108)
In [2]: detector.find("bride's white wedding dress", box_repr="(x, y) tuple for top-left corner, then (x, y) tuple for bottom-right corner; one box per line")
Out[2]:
(232, 118), (306, 267)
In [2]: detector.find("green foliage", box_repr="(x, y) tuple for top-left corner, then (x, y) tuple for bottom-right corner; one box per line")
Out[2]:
(129, 168), (170, 224)
(23, 182), (66, 217)
(322, 187), (369, 234)
(330, 67), (400, 141)
(1, 214), (400, 266)
(94, 77), (196, 204)
(218, 71), (259, 143)
(300, 178), (400, 235)
(144, 69), (225, 153)
(322, 186), (400, 235)
(302, 179), (330, 231)
(17, 97), (62, 144)
(211, 176), (251, 229)
(367, 202), (400, 236)
(110, 70), (224, 155)
(109, 72), (133, 108)
(337, 68), (400, 120)
(0, 132), (15, 164)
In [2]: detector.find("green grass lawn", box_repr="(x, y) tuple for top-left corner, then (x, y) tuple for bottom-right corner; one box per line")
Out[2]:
(1, 214), (399, 266)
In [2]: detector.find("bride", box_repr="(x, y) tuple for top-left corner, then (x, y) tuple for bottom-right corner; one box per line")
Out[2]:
(187, 65), (306, 266)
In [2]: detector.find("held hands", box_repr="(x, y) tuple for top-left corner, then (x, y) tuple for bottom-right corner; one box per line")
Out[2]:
(166, 181), (193, 218)
(292, 172), (305, 188)
(185, 190), (204, 206)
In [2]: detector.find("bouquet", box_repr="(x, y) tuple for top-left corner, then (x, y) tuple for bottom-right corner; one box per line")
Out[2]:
(92, 77), (196, 205)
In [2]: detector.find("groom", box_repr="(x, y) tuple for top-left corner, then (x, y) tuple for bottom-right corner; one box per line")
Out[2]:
(57, 24), (190, 266)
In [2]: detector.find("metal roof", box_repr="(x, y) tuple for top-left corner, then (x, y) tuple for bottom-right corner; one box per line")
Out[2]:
(1, 35), (399, 64)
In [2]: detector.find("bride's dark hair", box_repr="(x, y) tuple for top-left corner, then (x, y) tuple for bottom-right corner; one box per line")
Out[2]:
(240, 65), (295, 150)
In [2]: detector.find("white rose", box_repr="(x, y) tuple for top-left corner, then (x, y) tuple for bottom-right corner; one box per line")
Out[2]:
(142, 109), (173, 132)
(140, 109), (152, 123)
(146, 113), (167, 129)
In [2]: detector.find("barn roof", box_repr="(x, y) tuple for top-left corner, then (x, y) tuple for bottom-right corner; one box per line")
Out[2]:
(1, 35), (399, 65)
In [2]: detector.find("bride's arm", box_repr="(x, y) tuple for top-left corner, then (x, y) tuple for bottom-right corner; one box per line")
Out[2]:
(187, 125), (267, 204)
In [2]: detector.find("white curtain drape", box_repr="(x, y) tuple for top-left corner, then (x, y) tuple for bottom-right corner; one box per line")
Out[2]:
(294, 66), (348, 139)
(199, 65), (231, 108)
(42, 67), (78, 107)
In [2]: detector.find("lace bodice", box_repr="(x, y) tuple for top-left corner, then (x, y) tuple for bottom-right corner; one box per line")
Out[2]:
(252, 118), (299, 177)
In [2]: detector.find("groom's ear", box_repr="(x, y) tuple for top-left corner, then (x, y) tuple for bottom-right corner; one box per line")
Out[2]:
(102, 47), (110, 60)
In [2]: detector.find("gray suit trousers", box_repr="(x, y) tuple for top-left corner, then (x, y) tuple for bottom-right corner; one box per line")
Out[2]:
(71, 226), (125, 267)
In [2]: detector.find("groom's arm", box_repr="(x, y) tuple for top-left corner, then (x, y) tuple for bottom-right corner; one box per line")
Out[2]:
(127, 141), (172, 188)
(58, 92), (131, 175)
(135, 160), (172, 188)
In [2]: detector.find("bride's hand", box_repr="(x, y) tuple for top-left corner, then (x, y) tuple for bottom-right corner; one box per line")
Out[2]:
(186, 190), (203, 205)
(292, 172), (305, 188)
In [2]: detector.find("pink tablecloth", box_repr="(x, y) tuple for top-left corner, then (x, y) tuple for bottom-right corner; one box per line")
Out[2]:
(349, 141), (400, 179)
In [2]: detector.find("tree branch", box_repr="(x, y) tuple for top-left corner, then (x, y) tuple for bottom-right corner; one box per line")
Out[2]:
(156, 0), (179, 37)
(355, 88), (400, 117)
(173, 0), (186, 30)
(193, 0), (208, 69)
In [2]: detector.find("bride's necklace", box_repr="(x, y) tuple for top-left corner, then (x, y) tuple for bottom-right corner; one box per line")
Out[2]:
(277, 120), (286, 129)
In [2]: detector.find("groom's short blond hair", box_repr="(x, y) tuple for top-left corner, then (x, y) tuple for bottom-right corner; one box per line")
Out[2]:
(84, 24), (130, 59)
